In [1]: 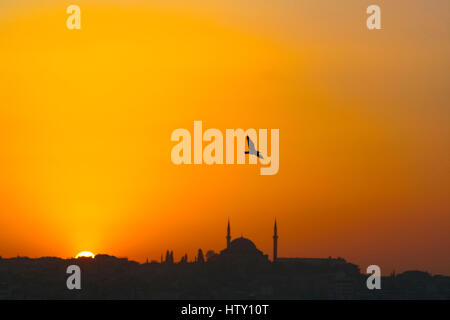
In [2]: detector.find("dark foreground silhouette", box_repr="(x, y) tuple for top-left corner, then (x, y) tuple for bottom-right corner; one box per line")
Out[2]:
(1, 253), (449, 299)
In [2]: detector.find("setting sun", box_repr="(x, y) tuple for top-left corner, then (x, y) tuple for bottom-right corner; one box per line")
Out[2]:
(75, 251), (95, 259)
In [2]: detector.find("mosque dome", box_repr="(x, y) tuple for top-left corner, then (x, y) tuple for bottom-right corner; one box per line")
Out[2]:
(218, 236), (268, 263)
(214, 221), (270, 263)
(228, 237), (258, 254)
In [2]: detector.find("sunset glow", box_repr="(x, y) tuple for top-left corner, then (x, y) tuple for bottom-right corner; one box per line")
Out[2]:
(0, 0), (449, 275)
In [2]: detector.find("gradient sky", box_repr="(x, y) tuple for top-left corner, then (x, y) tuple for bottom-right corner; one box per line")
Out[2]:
(0, 0), (449, 275)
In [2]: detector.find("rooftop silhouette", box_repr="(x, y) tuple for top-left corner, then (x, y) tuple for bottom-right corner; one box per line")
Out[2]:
(0, 220), (449, 299)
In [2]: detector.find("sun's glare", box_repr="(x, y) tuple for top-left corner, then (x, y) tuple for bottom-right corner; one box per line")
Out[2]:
(75, 251), (95, 259)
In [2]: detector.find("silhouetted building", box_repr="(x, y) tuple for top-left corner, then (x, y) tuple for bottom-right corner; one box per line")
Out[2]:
(0, 221), (448, 299)
(197, 249), (205, 263)
(164, 250), (174, 264)
(217, 237), (269, 263)
(273, 219), (278, 261)
(226, 219), (231, 249)
(219, 219), (350, 267)
(210, 220), (269, 263)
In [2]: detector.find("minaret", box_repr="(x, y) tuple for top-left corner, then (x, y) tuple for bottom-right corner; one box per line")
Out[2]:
(273, 219), (278, 261)
(226, 219), (231, 249)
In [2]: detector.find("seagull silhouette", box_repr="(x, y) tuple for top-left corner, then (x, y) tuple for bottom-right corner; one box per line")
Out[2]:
(245, 135), (264, 159)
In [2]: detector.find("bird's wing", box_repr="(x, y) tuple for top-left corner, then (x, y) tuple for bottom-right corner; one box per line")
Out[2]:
(246, 135), (256, 152)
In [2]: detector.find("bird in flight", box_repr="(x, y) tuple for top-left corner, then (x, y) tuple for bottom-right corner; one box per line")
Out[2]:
(245, 135), (264, 159)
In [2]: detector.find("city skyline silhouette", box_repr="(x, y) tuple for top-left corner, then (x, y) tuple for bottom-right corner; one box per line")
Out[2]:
(1, 217), (449, 299)
(1, 218), (448, 277)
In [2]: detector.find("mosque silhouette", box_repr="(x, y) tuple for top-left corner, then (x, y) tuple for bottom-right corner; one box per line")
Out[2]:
(162, 219), (349, 268)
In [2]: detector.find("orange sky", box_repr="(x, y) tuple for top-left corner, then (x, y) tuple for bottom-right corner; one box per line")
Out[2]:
(0, 0), (449, 275)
